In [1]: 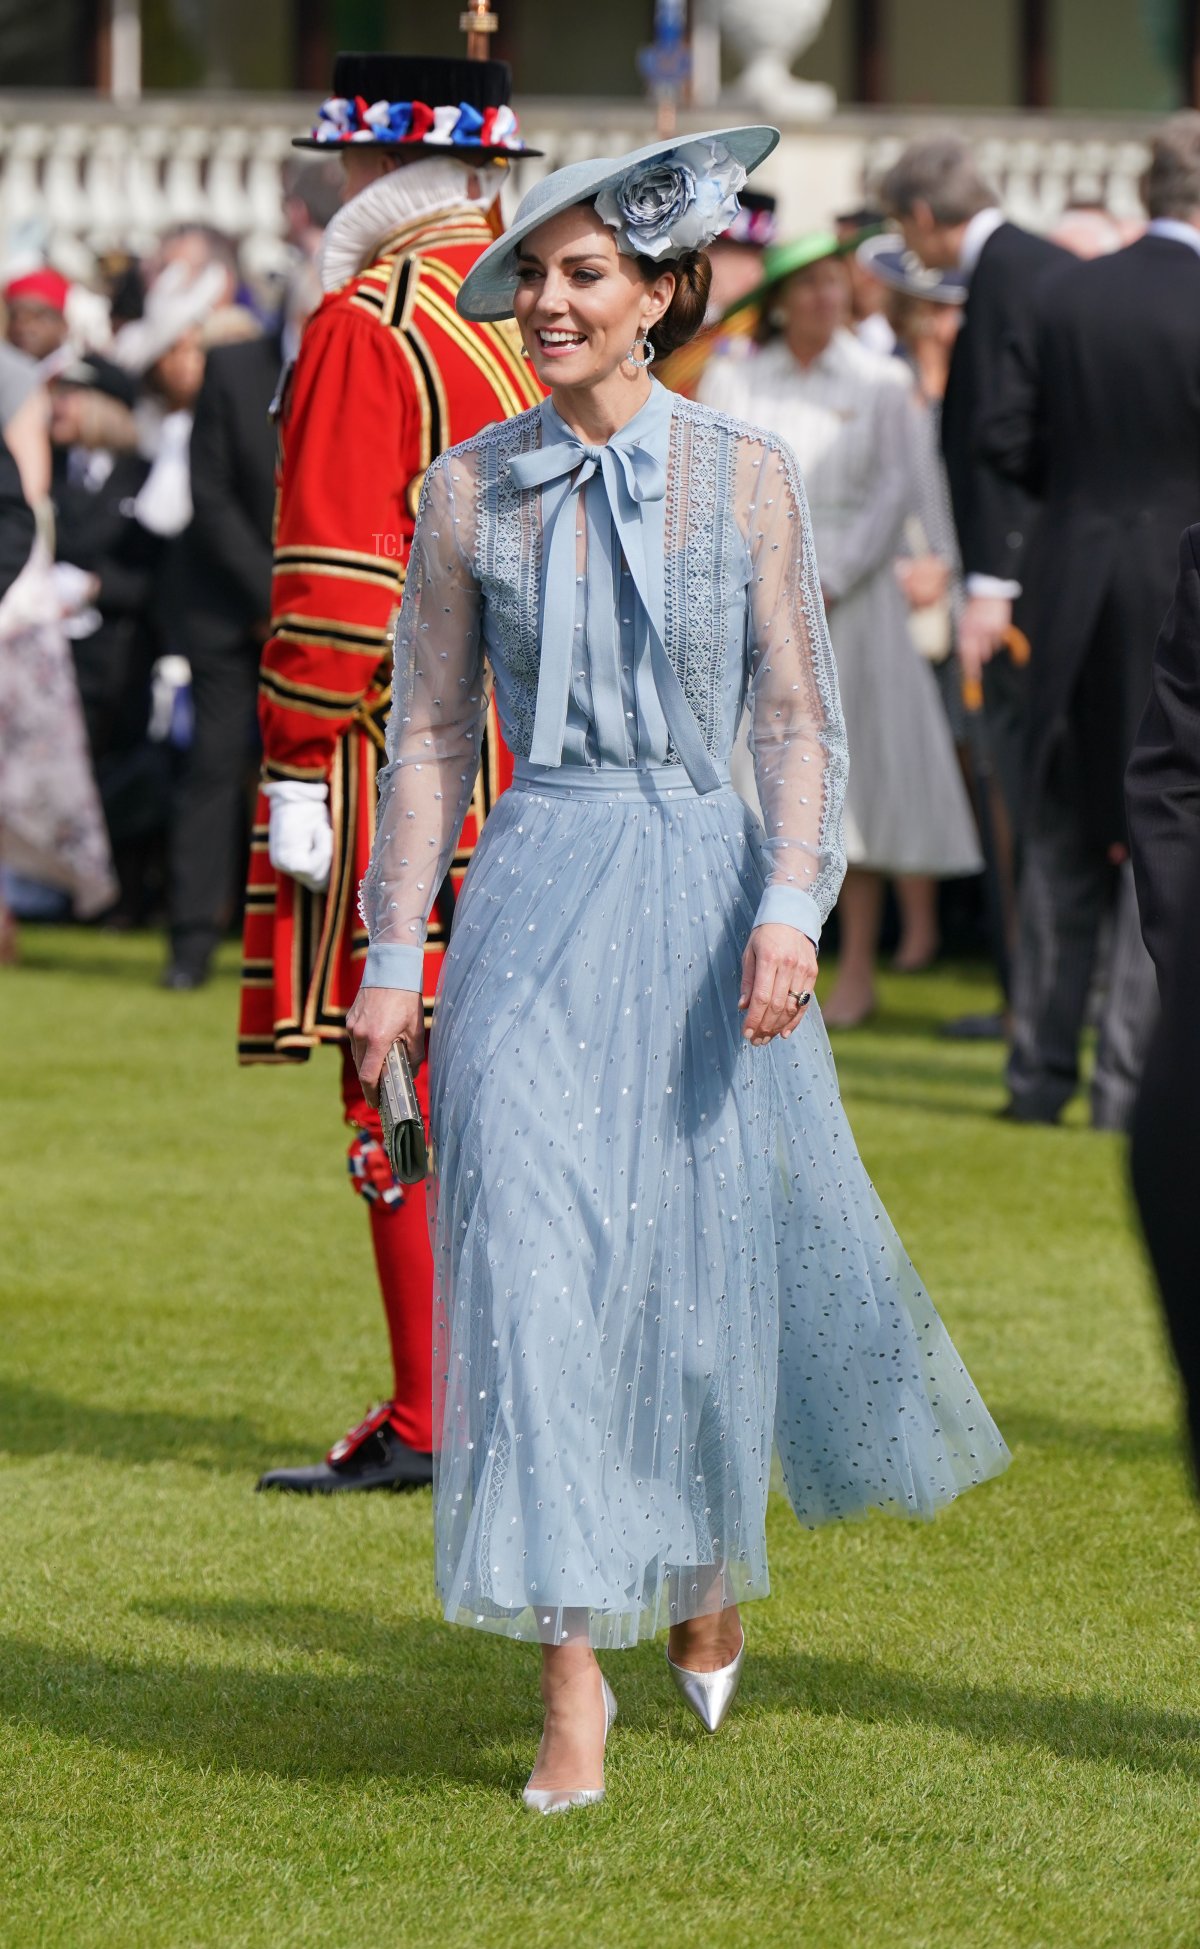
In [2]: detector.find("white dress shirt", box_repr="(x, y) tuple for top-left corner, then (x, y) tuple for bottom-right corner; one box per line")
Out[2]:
(958, 206), (1006, 279)
(1145, 216), (1200, 258)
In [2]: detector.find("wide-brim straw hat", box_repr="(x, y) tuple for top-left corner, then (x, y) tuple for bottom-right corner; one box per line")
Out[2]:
(855, 231), (967, 304)
(456, 124), (780, 323)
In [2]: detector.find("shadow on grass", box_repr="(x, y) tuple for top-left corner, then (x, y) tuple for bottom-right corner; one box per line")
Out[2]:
(0, 1621), (526, 1794)
(2, 1601), (1196, 1791)
(3, 930), (241, 984)
(0, 1380), (305, 1475)
(832, 1084), (1009, 1123)
(3, 1375), (1182, 1491)
(830, 1047), (1003, 1095)
(827, 1003), (996, 1044)
(989, 1407), (1185, 1467)
(760, 1651), (1200, 1778)
(4, 935), (158, 979)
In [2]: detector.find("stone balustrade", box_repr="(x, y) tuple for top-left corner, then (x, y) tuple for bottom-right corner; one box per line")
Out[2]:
(0, 92), (1162, 278)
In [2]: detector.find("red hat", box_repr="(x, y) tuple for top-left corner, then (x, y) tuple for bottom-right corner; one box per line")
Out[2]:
(5, 268), (70, 312)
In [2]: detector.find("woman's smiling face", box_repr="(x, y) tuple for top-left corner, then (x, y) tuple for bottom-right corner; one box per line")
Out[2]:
(512, 202), (673, 391)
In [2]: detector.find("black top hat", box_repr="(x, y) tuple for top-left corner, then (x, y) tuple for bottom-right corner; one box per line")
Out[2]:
(293, 51), (542, 158)
(54, 354), (137, 410)
(719, 188), (779, 249)
(834, 204), (886, 232)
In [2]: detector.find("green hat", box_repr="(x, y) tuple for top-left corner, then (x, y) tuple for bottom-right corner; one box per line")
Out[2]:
(721, 228), (866, 325)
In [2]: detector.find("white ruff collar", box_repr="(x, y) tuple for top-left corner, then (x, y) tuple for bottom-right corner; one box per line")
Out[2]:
(319, 158), (497, 293)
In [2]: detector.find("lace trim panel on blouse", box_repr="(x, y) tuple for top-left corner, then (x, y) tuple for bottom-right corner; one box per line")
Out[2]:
(471, 410), (543, 759)
(665, 397), (733, 764)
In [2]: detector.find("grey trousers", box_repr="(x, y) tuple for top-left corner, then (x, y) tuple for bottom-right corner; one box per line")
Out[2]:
(1007, 758), (1159, 1131)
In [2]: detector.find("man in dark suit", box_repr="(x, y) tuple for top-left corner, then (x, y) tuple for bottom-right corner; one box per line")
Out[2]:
(1126, 524), (1200, 986)
(1126, 547), (1200, 1472)
(1127, 852), (1200, 1481)
(882, 138), (1068, 839)
(978, 115), (1200, 1129)
(163, 334), (281, 987)
(0, 433), (34, 601)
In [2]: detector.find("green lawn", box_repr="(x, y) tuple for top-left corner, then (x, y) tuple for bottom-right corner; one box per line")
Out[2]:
(2, 929), (1197, 1949)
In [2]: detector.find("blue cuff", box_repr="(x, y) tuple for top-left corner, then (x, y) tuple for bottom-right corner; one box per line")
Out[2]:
(361, 942), (424, 990)
(752, 884), (822, 949)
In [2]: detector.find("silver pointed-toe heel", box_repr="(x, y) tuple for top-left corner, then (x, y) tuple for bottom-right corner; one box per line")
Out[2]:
(666, 1630), (745, 1734)
(522, 1674), (617, 1815)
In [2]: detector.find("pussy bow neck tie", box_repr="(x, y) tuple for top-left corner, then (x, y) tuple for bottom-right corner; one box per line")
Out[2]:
(508, 418), (720, 795)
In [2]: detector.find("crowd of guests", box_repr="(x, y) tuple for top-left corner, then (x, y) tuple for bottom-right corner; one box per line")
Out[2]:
(661, 115), (1200, 1135)
(0, 160), (338, 981)
(3, 116), (1199, 1136)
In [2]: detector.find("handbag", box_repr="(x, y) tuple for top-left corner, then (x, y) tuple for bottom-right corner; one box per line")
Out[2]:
(902, 515), (954, 663)
(379, 1042), (429, 1185)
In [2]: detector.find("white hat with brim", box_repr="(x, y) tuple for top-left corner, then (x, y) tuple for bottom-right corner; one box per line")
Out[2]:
(456, 124), (780, 323)
(111, 260), (230, 376)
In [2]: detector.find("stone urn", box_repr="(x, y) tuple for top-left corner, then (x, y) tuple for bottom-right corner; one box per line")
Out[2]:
(718, 0), (836, 119)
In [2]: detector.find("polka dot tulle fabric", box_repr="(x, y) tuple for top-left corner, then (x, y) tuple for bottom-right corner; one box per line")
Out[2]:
(360, 383), (1009, 1647)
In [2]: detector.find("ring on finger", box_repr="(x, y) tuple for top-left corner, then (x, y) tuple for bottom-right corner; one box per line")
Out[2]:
(788, 988), (812, 1009)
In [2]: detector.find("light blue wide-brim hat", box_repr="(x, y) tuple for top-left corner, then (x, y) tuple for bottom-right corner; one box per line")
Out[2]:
(456, 124), (780, 323)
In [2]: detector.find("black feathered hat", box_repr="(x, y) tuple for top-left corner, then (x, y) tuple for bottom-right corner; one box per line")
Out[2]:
(53, 353), (138, 410)
(293, 51), (541, 158)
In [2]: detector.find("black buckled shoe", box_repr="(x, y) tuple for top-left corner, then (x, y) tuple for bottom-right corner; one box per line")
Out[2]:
(256, 1403), (433, 1493)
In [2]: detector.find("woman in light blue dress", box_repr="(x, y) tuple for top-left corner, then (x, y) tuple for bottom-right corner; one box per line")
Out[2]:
(348, 128), (1009, 1814)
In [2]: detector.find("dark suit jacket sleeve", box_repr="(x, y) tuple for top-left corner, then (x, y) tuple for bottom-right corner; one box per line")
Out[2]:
(189, 354), (274, 620)
(1126, 525), (1200, 981)
(946, 231), (1069, 583)
(963, 290), (1041, 580)
(977, 313), (1046, 499)
(0, 435), (34, 602)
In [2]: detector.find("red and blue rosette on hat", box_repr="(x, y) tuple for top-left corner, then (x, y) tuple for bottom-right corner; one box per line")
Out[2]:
(292, 51), (542, 157)
(308, 93), (531, 154)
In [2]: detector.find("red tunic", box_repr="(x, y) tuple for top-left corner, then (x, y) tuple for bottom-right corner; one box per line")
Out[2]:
(238, 204), (543, 1063)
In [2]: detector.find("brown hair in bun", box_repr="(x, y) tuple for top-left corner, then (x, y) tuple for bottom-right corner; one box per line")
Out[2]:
(638, 247), (712, 358)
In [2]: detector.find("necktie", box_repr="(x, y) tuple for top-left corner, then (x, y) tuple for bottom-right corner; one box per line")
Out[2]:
(508, 417), (721, 795)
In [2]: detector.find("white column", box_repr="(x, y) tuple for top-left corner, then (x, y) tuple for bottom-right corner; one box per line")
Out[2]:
(110, 0), (142, 105)
(690, 0), (721, 108)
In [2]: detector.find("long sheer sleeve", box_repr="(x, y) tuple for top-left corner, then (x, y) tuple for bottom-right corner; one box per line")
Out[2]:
(359, 455), (486, 989)
(739, 430), (848, 948)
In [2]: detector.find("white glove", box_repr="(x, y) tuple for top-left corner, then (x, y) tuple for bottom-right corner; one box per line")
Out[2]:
(132, 409), (195, 538)
(264, 781), (333, 893)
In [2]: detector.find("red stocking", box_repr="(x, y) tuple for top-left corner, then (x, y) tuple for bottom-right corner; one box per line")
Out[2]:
(342, 1046), (435, 1453)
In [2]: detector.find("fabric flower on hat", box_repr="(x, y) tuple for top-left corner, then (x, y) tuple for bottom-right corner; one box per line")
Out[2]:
(595, 138), (747, 262)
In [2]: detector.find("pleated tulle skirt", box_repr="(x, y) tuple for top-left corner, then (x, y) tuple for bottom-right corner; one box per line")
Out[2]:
(428, 762), (1009, 1649)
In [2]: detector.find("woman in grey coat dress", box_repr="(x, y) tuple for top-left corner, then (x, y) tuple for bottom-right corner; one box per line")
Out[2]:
(702, 235), (980, 1025)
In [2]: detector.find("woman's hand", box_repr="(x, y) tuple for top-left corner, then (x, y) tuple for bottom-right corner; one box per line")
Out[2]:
(739, 924), (818, 1046)
(346, 984), (425, 1109)
(896, 553), (950, 610)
